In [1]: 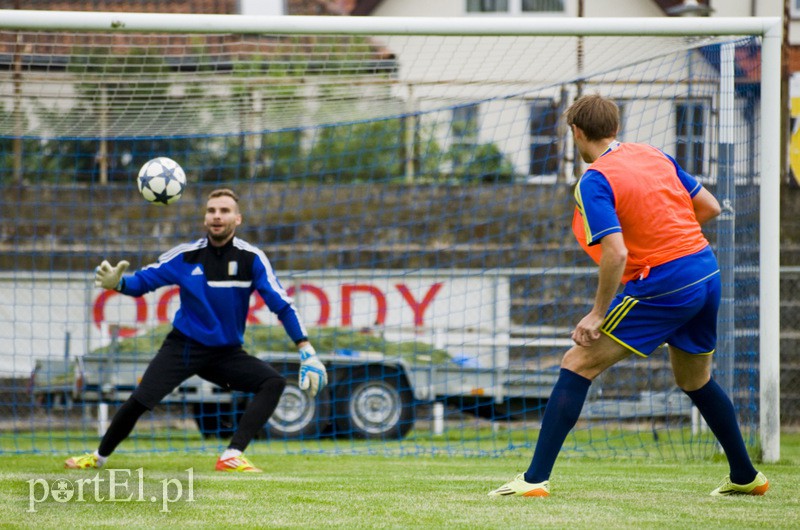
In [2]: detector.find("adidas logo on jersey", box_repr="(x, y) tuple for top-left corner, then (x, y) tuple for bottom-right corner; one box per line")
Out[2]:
(191, 266), (203, 276)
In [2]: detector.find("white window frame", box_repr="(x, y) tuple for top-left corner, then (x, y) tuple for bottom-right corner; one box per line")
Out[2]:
(791, 0), (800, 19)
(451, 103), (480, 144)
(528, 98), (560, 181)
(465, 0), (509, 14)
(465, 0), (568, 16)
(674, 99), (710, 178)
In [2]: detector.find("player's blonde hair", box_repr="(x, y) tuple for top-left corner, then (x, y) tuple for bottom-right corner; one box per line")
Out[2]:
(208, 188), (239, 203)
(207, 188), (241, 215)
(565, 94), (620, 141)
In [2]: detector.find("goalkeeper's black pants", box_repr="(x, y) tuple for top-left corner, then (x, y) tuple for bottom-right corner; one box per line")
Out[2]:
(97, 328), (289, 457)
(228, 376), (286, 451)
(97, 376), (287, 457)
(98, 397), (148, 457)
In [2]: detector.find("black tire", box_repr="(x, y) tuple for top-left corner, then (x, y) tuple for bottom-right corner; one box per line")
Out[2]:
(334, 367), (415, 440)
(264, 381), (331, 440)
(193, 401), (242, 439)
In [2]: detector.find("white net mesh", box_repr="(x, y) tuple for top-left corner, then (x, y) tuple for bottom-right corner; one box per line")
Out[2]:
(0, 18), (769, 458)
(0, 31), (738, 138)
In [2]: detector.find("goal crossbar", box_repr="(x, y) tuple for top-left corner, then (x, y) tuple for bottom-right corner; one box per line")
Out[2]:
(0, 10), (782, 38)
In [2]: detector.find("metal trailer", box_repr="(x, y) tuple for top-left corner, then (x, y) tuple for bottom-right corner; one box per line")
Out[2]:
(30, 349), (561, 440)
(30, 343), (696, 440)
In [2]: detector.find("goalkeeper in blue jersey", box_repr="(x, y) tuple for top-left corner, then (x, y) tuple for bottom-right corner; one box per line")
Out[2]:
(65, 188), (327, 473)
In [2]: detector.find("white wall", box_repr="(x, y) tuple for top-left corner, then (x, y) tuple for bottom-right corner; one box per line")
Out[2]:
(374, 0), (586, 17)
(371, 0), (796, 44)
(239, 0), (285, 16)
(370, 0), (781, 20)
(372, 0), (461, 17)
(582, 0), (662, 17)
(711, 0), (781, 17)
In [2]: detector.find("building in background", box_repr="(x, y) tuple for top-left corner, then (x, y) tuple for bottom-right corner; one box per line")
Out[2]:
(0, 0), (787, 183)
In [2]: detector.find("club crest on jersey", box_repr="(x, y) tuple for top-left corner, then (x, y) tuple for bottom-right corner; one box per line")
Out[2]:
(228, 261), (238, 276)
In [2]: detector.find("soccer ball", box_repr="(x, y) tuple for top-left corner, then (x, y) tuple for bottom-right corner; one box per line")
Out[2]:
(137, 157), (186, 205)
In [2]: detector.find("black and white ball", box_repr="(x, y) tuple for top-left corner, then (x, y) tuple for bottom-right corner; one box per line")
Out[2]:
(137, 157), (186, 205)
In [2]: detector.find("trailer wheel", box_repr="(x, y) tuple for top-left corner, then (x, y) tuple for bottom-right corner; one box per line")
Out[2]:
(334, 368), (414, 440)
(193, 401), (242, 439)
(264, 381), (331, 440)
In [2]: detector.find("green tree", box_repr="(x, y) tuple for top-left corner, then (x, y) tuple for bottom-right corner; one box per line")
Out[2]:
(445, 141), (516, 183)
(307, 119), (404, 182)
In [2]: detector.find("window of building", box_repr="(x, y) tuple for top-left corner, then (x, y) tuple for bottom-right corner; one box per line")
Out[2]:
(615, 100), (626, 140)
(529, 99), (559, 176)
(521, 0), (564, 12)
(451, 104), (479, 142)
(466, 0), (508, 12)
(450, 103), (495, 179)
(674, 101), (706, 176)
(791, 0), (800, 19)
(467, 0), (564, 14)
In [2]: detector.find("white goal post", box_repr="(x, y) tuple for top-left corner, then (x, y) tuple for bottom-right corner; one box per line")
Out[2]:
(0, 11), (781, 461)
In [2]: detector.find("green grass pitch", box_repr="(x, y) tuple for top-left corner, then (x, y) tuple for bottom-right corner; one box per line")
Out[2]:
(1, 433), (798, 528)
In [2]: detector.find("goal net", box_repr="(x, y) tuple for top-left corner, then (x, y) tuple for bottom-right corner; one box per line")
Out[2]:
(0, 12), (780, 460)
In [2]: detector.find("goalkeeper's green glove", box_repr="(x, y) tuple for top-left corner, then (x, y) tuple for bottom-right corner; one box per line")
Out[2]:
(94, 260), (130, 291)
(298, 344), (327, 397)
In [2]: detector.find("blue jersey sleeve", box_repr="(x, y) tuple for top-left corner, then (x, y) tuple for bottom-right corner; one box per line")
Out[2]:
(120, 252), (181, 297)
(662, 151), (702, 197)
(252, 252), (308, 344)
(576, 169), (621, 246)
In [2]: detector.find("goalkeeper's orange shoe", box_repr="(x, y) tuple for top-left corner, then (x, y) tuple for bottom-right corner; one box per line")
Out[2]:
(710, 471), (769, 496)
(214, 454), (262, 473)
(488, 474), (550, 497)
(64, 453), (101, 469)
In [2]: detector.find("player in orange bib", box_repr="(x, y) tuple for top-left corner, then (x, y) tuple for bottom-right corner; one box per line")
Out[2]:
(489, 94), (768, 498)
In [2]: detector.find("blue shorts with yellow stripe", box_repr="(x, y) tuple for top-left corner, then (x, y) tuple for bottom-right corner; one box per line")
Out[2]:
(601, 274), (720, 357)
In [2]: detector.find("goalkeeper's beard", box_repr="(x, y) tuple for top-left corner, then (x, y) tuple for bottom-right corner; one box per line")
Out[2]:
(208, 226), (235, 245)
